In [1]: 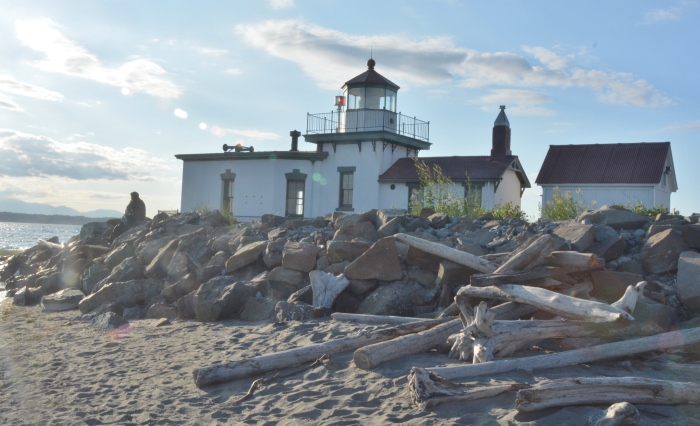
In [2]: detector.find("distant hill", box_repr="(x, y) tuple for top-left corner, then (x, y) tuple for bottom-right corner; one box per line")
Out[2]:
(0, 198), (122, 219)
(0, 212), (117, 225)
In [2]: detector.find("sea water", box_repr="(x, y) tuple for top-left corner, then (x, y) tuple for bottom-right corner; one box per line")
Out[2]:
(0, 221), (82, 302)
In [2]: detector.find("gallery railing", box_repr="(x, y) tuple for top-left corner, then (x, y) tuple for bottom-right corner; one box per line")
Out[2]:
(306, 109), (429, 142)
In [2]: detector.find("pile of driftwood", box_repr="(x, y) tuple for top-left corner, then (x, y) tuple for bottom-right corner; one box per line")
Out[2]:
(193, 232), (700, 416)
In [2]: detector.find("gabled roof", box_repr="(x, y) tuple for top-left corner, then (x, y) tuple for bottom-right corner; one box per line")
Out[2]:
(379, 155), (531, 188)
(535, 142), (672, 185)
(343, 59), (400, 91)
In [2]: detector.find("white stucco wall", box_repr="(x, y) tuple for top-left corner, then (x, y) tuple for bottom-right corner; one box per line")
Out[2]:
(490, 169), (522, 209)
(540, 184), (664, 211)
(378, 182), (410, 210)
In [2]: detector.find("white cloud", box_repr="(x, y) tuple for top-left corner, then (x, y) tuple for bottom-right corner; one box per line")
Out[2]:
(0, 75), (64, 101)
(663, 120), (700, 132)
(0, 96), (23, 112)
(642, 8), (681, 24)
(16, 18), (182, 99)
(195, 47), (228, 56)
(235, 20), (672, 108)
(270, 0), (295, 10)
(476, 90), (554, 116)
(223, 68), (243, 75)
(199, 122), (208, 130)
(174, 108), (188, 119)
(0, 128), (173, 181)
(210, 126), (279, 140)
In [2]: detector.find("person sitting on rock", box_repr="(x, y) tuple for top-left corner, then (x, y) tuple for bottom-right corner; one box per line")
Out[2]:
(110, 192), (147, 243)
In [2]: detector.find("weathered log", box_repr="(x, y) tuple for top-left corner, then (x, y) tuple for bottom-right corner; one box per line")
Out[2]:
(449, 300), (495, 363)
(408, 367), (528, 410)
(353, 319), (463, 370)
(394, 233), (498, 273)
(589, 402), (642, 426)
(456, 284), (633, 322)
(439, 300), (536, 320)
(193, 317), (451, 387)
(309, 271), (349, 309)
(470, 264), (603, 287)
(331, 313), (427, 325)
(428, 327), (700, 380)
(542, 251), (599, 268)
(493, 234), (555, 274)
(611, 281), (647, 313)
(38, 238), (64, 252)
(516, 377), (700, 412)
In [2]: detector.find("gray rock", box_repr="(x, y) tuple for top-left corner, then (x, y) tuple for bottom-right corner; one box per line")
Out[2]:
(591, 270), (644, 303)
(403, 217), (430, 232)
(144, 239), (180, 279)
(408, 268), (438, 289)
(269, 266), (304, 288)
(332, 291), (361, 313)
(240, 296), (276, 321)
(333, 221), (379, 243)
(334, 212), (374, 229)
(357, 281), (423, 316)
(325, 261), (350, 275)
(122, 306), (146, 320)
(683, 224), (700, 249)
(78, 302), (124, 322)
(578, 205), (650, 230)
(192, 277), (257, 322)
(377, 216), (402, 238)
(288, 285), (313, 304)
(96, 257), (145, 292)
(80, 222), (111, 244)
(282, 241), (321, 272)
(81, 245), (111, 261)
(552, 222), (595, 252)
(376, 209), (406, 228)
(316, 255), (330, 271)
(225, 241), (267, 273)
(147, 302), (177, 319)
(104, 243), (135, 269)
(346, 279), (378, 296)
(640, 228), (687, 274)
(177, 291), (196, 319)
(263, 239), (285, 269)
(275, 300), (330, 321)
(344, 237), (403, 281)
(198, 210), (227, 228)
(677, 251), (700, 311)
(587, 236), (625, 262)
(405, 245), (443, 272)
(589, 402), (642, 426)
(462, 228), (497, 246)
(90, 312), (128, 329)
(633, 297), (676, 329)
(136, 236), (177, 266)
(326, 240), (372, 264)
(210, 227), (251, 252)
(455, 241), (487, 257)
(41, 288), (84, 312)
(79, 278), (165, 313)
(161, 272), (199, 302)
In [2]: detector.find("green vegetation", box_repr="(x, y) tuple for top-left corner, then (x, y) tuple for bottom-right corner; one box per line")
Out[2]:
(192, 203), (238, 226)
(0, 249), (22, 257)
(409, 158), (525, 219)
(614, 202), (681, 218)
(540, 187), (587, 220)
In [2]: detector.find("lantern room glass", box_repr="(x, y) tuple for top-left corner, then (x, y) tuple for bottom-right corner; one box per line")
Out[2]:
(345, 87), (396, 111)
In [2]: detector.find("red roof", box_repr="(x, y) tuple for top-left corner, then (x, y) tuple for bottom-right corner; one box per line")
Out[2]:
(535, 142), (671, 185)
(379, 156), (518, 182)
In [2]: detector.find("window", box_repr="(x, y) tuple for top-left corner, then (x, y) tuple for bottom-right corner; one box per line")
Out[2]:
(337, 167), (355, 211)
(285, 169), (308, 217)
(347, 87), (364, 110)
(464, 182), (484, 206)
(220, 169), (236, 213)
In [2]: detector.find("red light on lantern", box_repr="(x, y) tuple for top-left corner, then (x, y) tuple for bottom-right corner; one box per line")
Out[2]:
(335, 96), (345, 106)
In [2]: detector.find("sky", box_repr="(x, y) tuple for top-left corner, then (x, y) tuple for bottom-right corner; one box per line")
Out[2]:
(1, 0), (699, 219)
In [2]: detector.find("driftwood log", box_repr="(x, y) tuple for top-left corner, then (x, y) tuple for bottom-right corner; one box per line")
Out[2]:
(353, 319), (463, 370)
(611, 282), (647, 313)
(469, 263), (603, 287)
(516, 377), (700, 412)
(408, 367), (528, 410)
(309, 271), (349, 309)
(331, 313), (427, 325)
(456, 284), (633, 322)
(493, 234), (555, 274)
(428, 327), (700, 380)
(193, 318), (451, 387)
(394, 233), (498, 273)
(542, 251), (599, 268)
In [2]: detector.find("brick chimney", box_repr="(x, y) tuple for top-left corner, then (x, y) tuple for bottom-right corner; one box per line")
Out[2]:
(289, 130), (301, 152)
(491, 105), (512, 158)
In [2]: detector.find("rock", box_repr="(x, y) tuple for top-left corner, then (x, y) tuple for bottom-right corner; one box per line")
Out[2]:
(263, 239), (285, 269)
(647, 222), (685, 239)
(344, 237), (403, 281)
(376, 209), (406, 228)
(136, 236), (177, 266)
(275, 301), (330, 321)
(95, 257), (145, 292)
(578, 205), (650, 230)
(436, 260), (473, 288)
(268, 266), (304, 288)
(326, 240), (372, 264)
(161, 273), (199, 303)
(552, 222), (595, 252)
(121, 304), (146, 320)
(240, 296), (276, 321)
(676, 251), (700, 312)
(82, 245), (111, 261)
(310, 270), (350, 308)
(41, 288), (84, 312)
(452, 219), (479, 234)
(12, 287), (31, 306)
(427, 212), (450, 229)
(589, 402), (642, 426)
(377, 216), (402, 238)
(78, 302), (124, 322)
(288, 285), (313, 304)
(79, 278), (165, 314)
(144, 239), (180, 279)
(405, 245), (443, 272)
(640, 228), (687, 274)
(403, 217), (430, 232)
(282, 241), (321, 273)
(333, 221), (379, 243)
(177, 291), (197, 319)
(316, 255), (330, 271)
(408, 268), (438, 289)
(683, 224), (700, 249)
(325, 261), (350, 275)
(225, 241), (267, 273)
(104, 243), (136, 270)
(455, 241), (487, 257)
(357, 281), (423, 316)
(192, 277), (257, 322)
(591, 270), (644, 303)
(198, 210), (227, 228)
(587, 236), (625, 261)
(90, 312), (128, 329)
(261, 214), (286, 228)
(346, 279), (378, 296)
(210, 227), (251, 252)
(462, 229), (497, 247)
(334, 211), (375, 229)
(79, 222), (111, 244)
(332, 291), (361, 313)
(617, 259), (644, 275)
(147, 302), (177, 319)
(633, 297), (676, 329)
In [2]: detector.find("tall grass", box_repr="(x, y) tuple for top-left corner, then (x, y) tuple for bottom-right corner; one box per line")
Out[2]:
(540, 187), (587, 220)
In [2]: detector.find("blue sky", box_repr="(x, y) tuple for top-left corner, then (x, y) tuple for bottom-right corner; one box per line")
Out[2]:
(1, 0), (698, 218)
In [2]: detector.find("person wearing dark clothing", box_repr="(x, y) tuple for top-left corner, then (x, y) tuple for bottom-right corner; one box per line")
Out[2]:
(110, 192), (147, 243)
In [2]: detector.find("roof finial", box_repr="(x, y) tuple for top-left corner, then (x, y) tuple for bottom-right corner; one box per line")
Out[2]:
(367, 48), (376, 70)
(500, 105), (506, 111)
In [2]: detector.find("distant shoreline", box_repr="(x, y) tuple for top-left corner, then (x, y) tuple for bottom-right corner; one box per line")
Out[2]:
(0, 212), (117, 226)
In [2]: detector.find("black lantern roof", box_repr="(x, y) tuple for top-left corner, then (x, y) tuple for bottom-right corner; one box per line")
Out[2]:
(342, 59), (400, 91)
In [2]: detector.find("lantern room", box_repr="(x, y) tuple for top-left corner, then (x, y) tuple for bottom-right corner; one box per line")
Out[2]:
(343, 58), (398, 112)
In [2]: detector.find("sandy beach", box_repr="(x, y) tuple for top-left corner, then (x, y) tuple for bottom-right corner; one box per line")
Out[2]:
(2, 298), (700, 425)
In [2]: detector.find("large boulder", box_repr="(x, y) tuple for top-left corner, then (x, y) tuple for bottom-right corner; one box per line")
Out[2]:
(326, 240), (371, 264)
(268, 266), (304, 289)
(591, 270), (644, 303)
(343, 237), (403, 281)
(552, 222), (595, 252)
(79, 278), (165, 313)
(578, 205), (650, 230)
(104, 243), (135, 269)
(275, 300), (330, 321)
(225, 241), (267, 273)
(240, 296), (276, 321)
(144, 239), (180, 279)
(192, 277), (257, 322)
(136, 236), (177, 266)
(377, 217), (403, 238)
(177, 291), (197, 319)
(79, 222), (111, 244)
(587, 236), (626, 262)
(210, 227), (251, 252)
(161, 272), (199, 303)
(640, 228), (687, 274)
(632, 297), (676, 329)
(41, 288), (84, 312)
(263, 239), (285, 269)
(282, 242), (321, 273)
(81, 263), (111, 294)
(357, 282), (422, 316)
(677, 251), (700, 312)
(683, 224), (700, 250)
(334, 211), (375, 229)
(333, 221), (379, 243)
(90, 312), (128, 329)
(461, 229), (497, 247)
(95, 257), (145, 292)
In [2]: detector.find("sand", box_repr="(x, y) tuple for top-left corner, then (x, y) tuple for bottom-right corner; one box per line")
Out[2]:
(2, 299), (700, 425)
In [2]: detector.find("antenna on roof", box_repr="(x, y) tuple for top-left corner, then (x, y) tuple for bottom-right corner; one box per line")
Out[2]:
(370, 46), (373, 59)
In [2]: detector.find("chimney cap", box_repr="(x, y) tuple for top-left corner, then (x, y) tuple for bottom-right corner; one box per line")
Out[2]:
(290, 130), (301, 137)
(494, 105), (510, 127)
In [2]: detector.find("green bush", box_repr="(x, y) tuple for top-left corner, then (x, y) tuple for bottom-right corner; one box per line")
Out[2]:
(491, 202), (527, 220)
(614, 202), (680, 218)
(541, 187), (587, 220)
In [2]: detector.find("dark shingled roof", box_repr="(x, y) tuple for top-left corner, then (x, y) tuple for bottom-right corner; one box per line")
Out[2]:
(343, 69), (399, 91)
(379, 155), (524, 183)
(535, 142), (671, 185)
